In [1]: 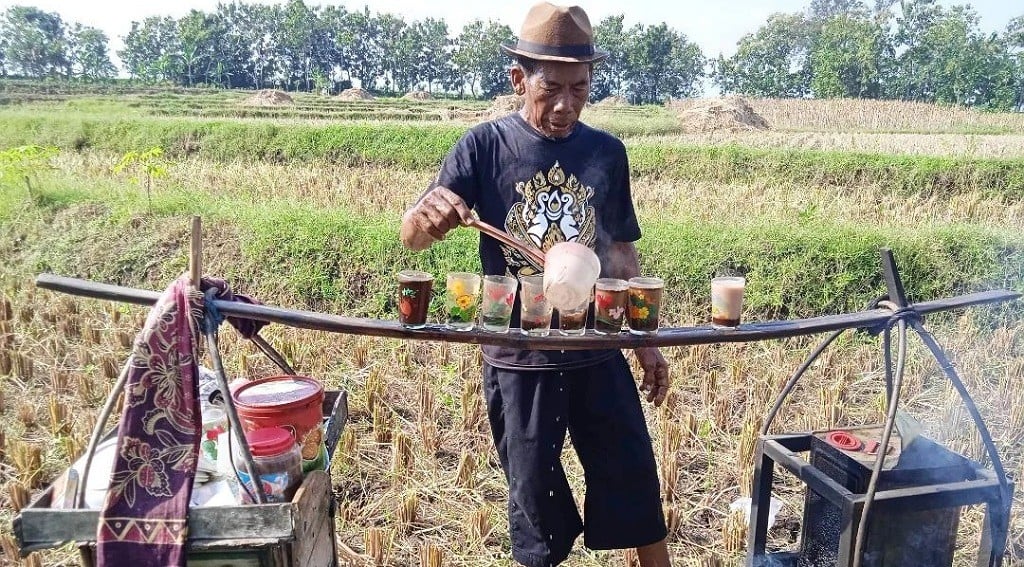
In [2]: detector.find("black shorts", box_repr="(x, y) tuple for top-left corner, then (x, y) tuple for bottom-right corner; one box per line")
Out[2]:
(483, 352), (667, 567)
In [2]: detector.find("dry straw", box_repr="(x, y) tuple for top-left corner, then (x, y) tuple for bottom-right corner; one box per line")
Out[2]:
(722, 508), (747, 554)
(10, 441), (43, 487)
(396, 492), (419, 532)
(372, 407), (393, 444)
(363, 527), (392, 566)
(455, 451), (476, 489)
(467, 505), (493, 546)
(460, 379), (483, 432)
(48, 395), (71, 435)
(419, 543), (443, 567)
(392, 432), (413, 477)
(1, 535), (24, 565)
(7, 480), (31, 512)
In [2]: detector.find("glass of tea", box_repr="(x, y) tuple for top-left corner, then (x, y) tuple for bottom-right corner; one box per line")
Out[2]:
(594, 278), (628, 335)
(711, 276), (745, 328)
(558, 298), (589, 336)
(445, 272), (481, 331)
(481, 275), (518, 333)
(518, 274), (552, 337)
(397, 270), (433, 329)
(628, 277), (664, 335)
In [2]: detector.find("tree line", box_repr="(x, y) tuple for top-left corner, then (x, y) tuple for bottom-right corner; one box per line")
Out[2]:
(1, 0), (1022, 108)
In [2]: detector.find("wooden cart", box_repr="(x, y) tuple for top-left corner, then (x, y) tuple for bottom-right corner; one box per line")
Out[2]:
(14, 391), (348, 566)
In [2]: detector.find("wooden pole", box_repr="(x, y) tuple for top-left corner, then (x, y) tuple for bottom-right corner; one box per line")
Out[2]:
(33, 273), (1020, 350)
(189, 216), (202, 288)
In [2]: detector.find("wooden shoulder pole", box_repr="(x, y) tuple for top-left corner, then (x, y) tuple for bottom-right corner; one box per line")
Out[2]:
(189, 216), (202, 288)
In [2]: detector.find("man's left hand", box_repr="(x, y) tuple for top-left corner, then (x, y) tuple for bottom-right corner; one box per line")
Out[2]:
(634, 347), (670, 406)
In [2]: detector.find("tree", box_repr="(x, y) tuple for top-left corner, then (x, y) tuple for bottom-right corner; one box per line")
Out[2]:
(67, 24), (116, 81)
(413, 18), (453, 93)
(807, 0), (869, 22)
(453, 20), (515, 98)
(120, 16), (181, 83)
(623, 23), (704, 103)
(177, 10), (218, 87)
(376, 13), (414, 92)
(342, 8), (383, 90)
(1006, 15), (1024, 110)
(714, 13), (814, 98)
(591, 15), (629, 101)
(0, 6), (68, 78)
(809, 13), (889, 98)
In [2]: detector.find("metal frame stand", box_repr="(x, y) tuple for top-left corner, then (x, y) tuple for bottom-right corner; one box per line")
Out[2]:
(746, 249), (1014, 567)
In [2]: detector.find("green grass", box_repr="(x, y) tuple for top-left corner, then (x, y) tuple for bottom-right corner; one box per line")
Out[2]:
(4, 177), (1021, 322)
(4, 111), (1024, 196)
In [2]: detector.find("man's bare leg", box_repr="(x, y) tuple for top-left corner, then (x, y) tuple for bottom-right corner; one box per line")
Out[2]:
(637, 538), (671, 566)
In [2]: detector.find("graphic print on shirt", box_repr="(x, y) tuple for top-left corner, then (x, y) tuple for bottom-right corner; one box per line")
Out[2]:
(503, 161), (596, 276)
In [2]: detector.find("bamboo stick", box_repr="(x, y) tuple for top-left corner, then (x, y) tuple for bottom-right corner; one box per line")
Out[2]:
(189, 216), (202, 289)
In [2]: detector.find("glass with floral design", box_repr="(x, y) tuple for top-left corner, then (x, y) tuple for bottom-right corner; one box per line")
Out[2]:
(628, 277), (664, 335)
(519, 274), (553, 337)
(397, 270), (433, 329)
(446, 272), (481, 331)
(480, 275), (518, 333)
(594, 278), (628, 335)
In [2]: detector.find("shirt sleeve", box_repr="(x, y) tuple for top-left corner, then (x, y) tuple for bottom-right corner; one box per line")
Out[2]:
(603, 140), (641, 242)
(430, 130), (481, 210)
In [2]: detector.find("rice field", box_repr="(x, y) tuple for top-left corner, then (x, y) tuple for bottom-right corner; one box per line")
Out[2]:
(0, 85), (1023, 566)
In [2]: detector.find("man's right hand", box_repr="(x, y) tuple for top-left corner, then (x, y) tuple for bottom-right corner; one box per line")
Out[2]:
(400, 186), (474, 251)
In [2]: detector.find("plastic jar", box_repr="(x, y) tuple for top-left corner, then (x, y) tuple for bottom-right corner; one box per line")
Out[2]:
(233, 375), (327, 473)
(233, 427), (302, 504)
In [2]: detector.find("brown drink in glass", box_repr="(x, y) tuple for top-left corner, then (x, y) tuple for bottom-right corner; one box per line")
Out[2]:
(628, 277), (664, 335)
(711, 276), (745, 328)
(594, 278), (628, 335)
(397, 270), (433, 329)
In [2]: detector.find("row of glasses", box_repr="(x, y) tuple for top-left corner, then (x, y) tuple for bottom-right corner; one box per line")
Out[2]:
(399, 271), (677, 335)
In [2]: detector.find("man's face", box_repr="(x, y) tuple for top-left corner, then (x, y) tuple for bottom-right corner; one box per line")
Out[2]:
(512, 61), (591, 138)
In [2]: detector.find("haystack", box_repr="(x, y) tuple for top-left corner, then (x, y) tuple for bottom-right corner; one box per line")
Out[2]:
(239, 89), (294, 107)
(337, 88), (375, 101)
(403, 90), (432, 101)
(488, 94), (524, 118)
(676, 95), (769, 132)
(595, 95), (629, 107)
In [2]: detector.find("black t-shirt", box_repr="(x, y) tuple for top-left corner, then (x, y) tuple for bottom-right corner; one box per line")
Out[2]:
(433, 112), (641, 370)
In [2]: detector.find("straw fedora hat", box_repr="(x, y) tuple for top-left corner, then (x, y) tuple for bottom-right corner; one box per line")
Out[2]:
(500, 2), (609, 63)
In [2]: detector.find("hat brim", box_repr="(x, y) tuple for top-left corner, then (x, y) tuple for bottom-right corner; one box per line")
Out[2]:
(500, 42), (609, 64)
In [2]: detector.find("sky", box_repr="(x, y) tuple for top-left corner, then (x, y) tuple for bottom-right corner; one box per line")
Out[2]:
(1, 0), (1019, 70)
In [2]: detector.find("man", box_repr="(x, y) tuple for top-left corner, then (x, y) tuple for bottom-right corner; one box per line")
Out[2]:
(399, 3), (672, 566)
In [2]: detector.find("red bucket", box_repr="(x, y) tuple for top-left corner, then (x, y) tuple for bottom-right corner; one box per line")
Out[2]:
(232, 375), (324, 463)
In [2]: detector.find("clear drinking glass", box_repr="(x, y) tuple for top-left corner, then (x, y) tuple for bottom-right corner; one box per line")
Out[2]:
(594, 278), (628, 335)
(557, 298), (590, 336)
(518, 274), (552, 337)
(445, 272), (481, 331)
(480, 275), (518, 333)
(711, 276), (745, 328)
(628, 277), (664, 336)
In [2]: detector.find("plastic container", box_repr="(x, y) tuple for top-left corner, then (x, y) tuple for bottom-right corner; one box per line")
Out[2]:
(233, 375), (326, 472)
(543, 242), (601, 311)
(234, 427), (302, 503)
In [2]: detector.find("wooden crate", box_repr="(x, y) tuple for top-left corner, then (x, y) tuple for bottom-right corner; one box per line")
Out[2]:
(14, 390), (348, 567)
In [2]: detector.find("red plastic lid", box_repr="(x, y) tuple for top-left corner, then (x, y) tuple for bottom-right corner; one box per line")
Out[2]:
(825, 430), (863, 451)
(244, 427), (296, 457)
(233, 376), (323, 409)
